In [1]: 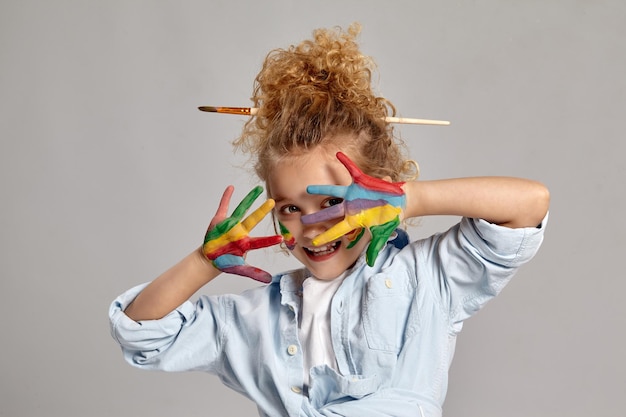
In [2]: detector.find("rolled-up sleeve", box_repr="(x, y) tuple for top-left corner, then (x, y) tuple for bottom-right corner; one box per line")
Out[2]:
(418, 213), (548, 330)
(109, 283), (224, 373)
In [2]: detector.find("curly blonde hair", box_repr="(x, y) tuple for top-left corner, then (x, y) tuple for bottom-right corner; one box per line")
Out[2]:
(233, 23), (416, 184)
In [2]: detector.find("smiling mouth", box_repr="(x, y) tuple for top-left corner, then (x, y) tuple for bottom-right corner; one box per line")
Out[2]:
(303, 241), (341, 259)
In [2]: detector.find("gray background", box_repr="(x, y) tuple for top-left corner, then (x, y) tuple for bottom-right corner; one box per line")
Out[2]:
(1, 1), (624, 416)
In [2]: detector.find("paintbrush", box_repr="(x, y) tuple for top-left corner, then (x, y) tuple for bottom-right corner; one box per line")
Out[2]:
(198, 106), (450, 126)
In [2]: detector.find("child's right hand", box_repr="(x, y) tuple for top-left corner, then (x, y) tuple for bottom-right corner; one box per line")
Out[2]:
(202, 186), (283, 283)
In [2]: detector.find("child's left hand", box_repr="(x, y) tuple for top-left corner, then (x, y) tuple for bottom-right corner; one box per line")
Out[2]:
(302, 152), (406, 267)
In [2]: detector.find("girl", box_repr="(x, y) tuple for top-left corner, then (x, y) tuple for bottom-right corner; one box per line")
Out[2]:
(110, 24), (549, 417)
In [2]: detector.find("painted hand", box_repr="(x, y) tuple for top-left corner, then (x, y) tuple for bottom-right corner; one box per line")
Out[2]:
(202, 186), (283, 283)
(302, 152), (406, 267)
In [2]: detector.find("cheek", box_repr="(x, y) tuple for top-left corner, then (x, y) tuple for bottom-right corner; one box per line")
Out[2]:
(278, 220), (297, 251)
(343, 227), (370, 254)
(345, 227), (366, 246)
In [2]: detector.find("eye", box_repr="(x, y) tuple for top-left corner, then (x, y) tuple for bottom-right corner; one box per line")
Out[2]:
(322, 197), (343, 208)
(279, 204), (300, 215)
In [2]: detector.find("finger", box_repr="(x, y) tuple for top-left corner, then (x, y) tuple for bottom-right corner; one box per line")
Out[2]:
(207, 186), (264, 242)
(205, 230), (283, 258)
(343, 198), (387, 216)
(246, 235), (284, 251)
(231, 185), (263, 222)
(241, 198), (275, 231)
(223, 265), (272, 284)
(336, 151), (365, 179)
(311, 220), (356, 246)
(212, 253), (245, 269)
(208, 185), (234, 230)
(205, 186), (239, 243)
(336, 152), (405, 195)
(350, 204), (403, 228)
(301, 204), (345, 224)
(213, 254), (272, 283)
(307, 184), (348, 198)
(366, 218), (400, 266)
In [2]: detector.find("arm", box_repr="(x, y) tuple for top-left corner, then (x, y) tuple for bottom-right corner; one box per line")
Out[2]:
(124, 185), (282, 321)
(303, 152), (549, 266)
(403, 177), (550, 229)
(124, 248), (218, 321)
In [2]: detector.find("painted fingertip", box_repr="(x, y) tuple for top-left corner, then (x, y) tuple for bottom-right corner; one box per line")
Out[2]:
(249, 185), (263, 198)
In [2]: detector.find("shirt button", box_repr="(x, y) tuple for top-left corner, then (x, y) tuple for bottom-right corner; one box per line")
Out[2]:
(385, 278), (393, 289)
(287, 345), (298, 355)
(291, 386), (302, 394)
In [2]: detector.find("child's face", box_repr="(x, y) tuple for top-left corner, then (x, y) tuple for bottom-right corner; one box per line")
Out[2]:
(268, 144), (370, 280)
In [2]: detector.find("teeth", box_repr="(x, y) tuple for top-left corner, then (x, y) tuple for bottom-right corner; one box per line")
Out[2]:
(306, 241), (339, 255)
(309, 244), (332, 253)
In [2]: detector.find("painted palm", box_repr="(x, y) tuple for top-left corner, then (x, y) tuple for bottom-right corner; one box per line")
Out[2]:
(202, 186), (282, 283)
(302, 152), (406, 267)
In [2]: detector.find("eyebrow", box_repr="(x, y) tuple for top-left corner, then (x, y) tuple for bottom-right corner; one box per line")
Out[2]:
(272, 197), (287, 206)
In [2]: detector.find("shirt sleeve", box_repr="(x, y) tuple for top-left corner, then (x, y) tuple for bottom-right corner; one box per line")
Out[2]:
(416, 212), (548, 330)
(109, 283), (225, 373)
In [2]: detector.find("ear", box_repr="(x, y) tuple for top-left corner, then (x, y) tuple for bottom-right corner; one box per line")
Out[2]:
(382, 176), (393, 183)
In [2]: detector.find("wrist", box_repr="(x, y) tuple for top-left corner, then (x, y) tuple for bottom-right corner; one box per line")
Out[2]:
(401, 181), (419, 219)
(194, 246), (222, 281)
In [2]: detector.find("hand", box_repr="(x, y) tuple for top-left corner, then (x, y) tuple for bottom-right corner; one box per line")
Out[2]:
(202, 186), (283, 283)
(302, 152), (406, 267)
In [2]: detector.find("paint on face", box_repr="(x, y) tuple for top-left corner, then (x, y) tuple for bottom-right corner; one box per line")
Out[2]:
(346, 227), (365, 249)
(279, 221), (296, 250)
(268, 144), (372, 281)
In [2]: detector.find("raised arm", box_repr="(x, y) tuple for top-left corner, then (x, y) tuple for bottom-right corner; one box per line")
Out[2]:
(303, 152), (549, 267)
(124, 186), (282, 321)
(123, 249), (219, 322)
(403, 177), (550, 229)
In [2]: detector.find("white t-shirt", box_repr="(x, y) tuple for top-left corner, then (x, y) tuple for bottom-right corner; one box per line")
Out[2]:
(298, 272), (347, 387)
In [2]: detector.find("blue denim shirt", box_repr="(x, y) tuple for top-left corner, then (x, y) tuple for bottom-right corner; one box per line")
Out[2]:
(110, 216), (547, 417)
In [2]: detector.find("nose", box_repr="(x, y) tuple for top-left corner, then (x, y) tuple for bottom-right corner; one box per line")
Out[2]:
(301, 219), (328, 241)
